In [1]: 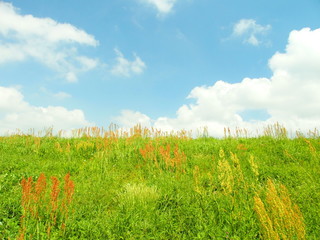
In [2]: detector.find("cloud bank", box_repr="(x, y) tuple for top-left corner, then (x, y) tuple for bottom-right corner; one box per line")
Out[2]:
(0, 2), (99, 82)
(114, 110), (152, 128)
(0, 86), (91, 134)
(115, 28), (320, 137)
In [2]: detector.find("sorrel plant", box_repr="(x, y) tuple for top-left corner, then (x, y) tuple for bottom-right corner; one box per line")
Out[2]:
(18, 173), (75, 239)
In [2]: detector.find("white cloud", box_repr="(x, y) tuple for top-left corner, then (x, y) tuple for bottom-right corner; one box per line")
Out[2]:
(139, 0), (177, 16)
(0, 85), (91, 134)
(66, 72), (78, 83)
(111, 49), (146, 77)
(114, 110), (152, 128)
(53, 91), (72, 100)
(0, 2), (99, 82)
(233, 19), (271, 46)
(116, 28), (320, 137)
(40, 87), (72, 100)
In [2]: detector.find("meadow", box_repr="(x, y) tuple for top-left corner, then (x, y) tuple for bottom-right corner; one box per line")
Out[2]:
(0, 124), (319, 239)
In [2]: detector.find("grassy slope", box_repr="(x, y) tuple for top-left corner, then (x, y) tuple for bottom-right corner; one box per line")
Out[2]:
(0, 134), (319, 239)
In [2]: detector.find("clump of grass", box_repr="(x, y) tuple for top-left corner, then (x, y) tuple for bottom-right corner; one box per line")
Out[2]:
(254, 179), (306, 240)
(263, 122), (288, 139)
(118, 183), (159, 204)
(254, 195), (280, 240)
(18, 173), (75, 239)
(249, 154), (259, 178)
(217, 148), (234, 194)
(139, 142), (187, 173)
(193, 165), (201, 194)
(159, 144), (186, 172)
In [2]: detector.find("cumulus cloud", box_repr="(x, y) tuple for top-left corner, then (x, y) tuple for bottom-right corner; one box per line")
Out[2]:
(139, 0), (177, 16)
(114, 110), (152, 128)
(53, 91), (72, 100)
(111, 49), (146, 77)
(233, 19), (271, 46)
(0, 85), (91, 134)
(116, 28), (320, 137)
(0, 2), (99, 82)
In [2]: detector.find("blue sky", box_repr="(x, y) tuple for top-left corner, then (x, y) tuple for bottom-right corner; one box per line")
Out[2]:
(1, 0), (320, 136)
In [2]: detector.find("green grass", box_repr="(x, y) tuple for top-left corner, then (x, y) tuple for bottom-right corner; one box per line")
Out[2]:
(0, 130), (319, 239)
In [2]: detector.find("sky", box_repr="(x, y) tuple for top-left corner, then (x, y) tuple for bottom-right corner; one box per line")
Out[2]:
(1, 0), (320, 137)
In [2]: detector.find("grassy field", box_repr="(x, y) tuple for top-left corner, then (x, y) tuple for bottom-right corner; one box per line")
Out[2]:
(0, 125), (319, 239)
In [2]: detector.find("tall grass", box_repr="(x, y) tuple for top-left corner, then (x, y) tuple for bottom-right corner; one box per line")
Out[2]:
(17, 173), (74, 239)
(254, 179), (306, 239)
(0, 124), (319, 239)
